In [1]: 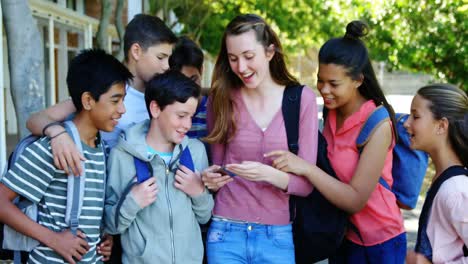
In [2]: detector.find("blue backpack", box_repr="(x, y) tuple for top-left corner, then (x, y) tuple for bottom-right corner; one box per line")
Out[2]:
(0, 121), (103, 264)
(357, 105), (429, 209)
(114, 145), (194, 229)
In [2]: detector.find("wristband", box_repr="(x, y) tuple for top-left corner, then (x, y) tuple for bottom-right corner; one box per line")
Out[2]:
(42, 121), (64, 136)
(49, 130), (67, 140)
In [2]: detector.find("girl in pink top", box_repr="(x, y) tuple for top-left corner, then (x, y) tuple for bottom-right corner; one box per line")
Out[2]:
(201, 14), (318, 264)
(266, 21), (406, 263)
(405, 84), (468, 264)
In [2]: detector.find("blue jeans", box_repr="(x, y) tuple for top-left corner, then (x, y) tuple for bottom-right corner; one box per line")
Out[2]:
(329, 232), (407, 264)
(206, 219), (295, 264)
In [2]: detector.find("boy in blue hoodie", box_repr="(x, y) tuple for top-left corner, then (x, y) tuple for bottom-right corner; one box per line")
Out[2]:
(104, 70), (213, 264)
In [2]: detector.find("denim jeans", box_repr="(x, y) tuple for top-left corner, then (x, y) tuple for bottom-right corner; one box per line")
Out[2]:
(206, 219), (295, 264)
(329, 232), (407, 264)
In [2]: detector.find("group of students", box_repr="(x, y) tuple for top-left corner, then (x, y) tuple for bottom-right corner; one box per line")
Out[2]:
(0, 12), (466, 264)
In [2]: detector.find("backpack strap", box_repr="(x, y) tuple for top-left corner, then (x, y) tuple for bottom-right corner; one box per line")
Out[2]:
(114, 157), (151, 229)
(282, 84), (303, 222)
(415, 165), (468, 259)
(134, 157), (153, 183)
(282, 84), (303, 155)
(179, 146), (195, 172)
(356, 105), (390, 149)
(356, 106), (393, 191)
(63, 121), (86, 237)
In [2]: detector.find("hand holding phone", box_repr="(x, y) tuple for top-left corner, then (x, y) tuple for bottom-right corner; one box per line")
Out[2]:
(217, 166), (237, 177)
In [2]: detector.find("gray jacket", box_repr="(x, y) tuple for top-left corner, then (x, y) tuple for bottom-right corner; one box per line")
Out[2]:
(104, 120), (214, 264)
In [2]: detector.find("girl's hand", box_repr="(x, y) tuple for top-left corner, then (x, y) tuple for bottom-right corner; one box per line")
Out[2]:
(265, 150), (311, 176)
(175, 165), (205, 197)
(406, 251), (431, 264)
(201, 165), (233, 192)
(226, 161), (276, 182)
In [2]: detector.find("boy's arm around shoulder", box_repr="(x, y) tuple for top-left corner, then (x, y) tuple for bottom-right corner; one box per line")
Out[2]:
(26, 99), (76, 136)
(104, 147), (142, 234)
(189, 139), (214, 224)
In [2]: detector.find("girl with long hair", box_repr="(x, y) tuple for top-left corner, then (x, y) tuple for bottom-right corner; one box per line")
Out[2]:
(202, 14), (318, 263)
(405, 84), (468, 264)
(266, 21), (406, 263)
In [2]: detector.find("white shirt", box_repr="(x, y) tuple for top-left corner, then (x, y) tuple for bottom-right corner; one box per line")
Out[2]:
(427, 175), (468, 264)
(101, 85), (149, 148)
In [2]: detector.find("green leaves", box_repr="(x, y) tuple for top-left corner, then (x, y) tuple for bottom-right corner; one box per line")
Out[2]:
(149, 0), (467, 89)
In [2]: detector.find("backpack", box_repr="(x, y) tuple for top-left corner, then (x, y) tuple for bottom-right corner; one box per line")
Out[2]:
(0, 121), (89, 263)
(283, 85), (348, 263)
(356, 105), (429, 209)
(114, 144), (194, 229)
(415, 165), (468, 260)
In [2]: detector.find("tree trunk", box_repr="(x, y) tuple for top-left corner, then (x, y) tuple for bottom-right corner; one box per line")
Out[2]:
(96, 0), (112, 51)
(2, 0), (44, 138)
(114, 0), (125, 61)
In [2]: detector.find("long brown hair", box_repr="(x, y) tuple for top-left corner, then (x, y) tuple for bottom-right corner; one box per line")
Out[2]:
(205, 14), (298, 144)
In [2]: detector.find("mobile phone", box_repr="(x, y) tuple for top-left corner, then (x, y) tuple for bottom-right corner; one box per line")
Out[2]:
(217, 166), (237, 177)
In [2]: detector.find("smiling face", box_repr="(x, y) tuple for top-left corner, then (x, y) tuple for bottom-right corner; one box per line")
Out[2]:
(88, 82), (126, 132)
(134, 43), (174, 82)
(317, 63), (363, 111)
(404, 94), (440, 152)
(151, 97), (198, 145)
(226, 30), (274, 89)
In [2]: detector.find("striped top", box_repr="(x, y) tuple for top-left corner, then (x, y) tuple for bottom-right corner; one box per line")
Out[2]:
(2, 137), (106, 264)
(187, 96), (208, 139)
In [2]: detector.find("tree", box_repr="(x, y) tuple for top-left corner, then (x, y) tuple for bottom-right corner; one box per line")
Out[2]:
(2, 0), (44, 138)
(96, 0), (112, 51)
(114, 0), (125, 61)
(149, 0), (467, 90)
(361, 0), (467, 89)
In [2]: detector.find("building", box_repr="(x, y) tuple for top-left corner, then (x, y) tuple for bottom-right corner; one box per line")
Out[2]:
(0, 0), (147, 172)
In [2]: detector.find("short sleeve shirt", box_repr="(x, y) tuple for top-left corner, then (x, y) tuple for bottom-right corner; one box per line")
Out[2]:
(2, 137), (106, 263)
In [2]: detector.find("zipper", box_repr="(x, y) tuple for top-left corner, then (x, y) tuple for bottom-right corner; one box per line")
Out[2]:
(163, 162), (176, 264)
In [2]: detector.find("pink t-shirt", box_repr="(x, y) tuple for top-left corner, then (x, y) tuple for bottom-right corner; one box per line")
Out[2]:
(207, 87), (318, 225)
(323, 100), (405, 246)
(427, 175), (468, 264)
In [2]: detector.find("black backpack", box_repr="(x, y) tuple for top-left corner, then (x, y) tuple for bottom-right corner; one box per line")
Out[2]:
(282, 85), (348, 263)
(415, 165), (468, 260)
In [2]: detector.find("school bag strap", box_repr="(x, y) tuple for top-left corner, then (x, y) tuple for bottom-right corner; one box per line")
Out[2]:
(63, 121), (86, 237)
(282, 84), (302, 218)
(282, 84), (302, 155)
(115, 145), (192, 229)
(415, 165), (468, 259)
(356, 105), (393, 188)
(356, 105), (390, 148)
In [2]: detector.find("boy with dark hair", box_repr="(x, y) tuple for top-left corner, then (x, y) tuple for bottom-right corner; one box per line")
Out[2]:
(169, 36), (208, 139)
(104, 70), (213, 264)
(0, 49), (132, 264)
(26, 14), (178, 175)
